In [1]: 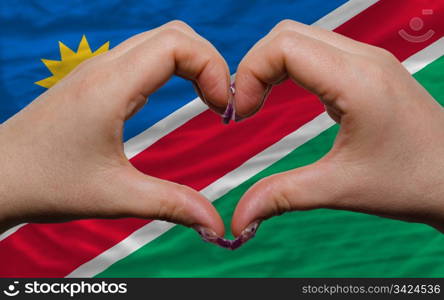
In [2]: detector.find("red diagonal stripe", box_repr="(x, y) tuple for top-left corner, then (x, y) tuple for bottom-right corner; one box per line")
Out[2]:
(1, 0), (443, 277)
(131, 83), (323, 188)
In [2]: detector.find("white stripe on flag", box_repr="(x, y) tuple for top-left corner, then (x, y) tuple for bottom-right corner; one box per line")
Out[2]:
(0, 224), (26, 241)
(402, 37), (444, 74)
(124, 100), (207, 159)
(313, 0), (380, 30)
(66, 36), (444, 278)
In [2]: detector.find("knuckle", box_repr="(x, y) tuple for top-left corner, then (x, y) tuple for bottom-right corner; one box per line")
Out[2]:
(155, 27), (187, 48)
(259, 175), (294, 216)
(374, 47), (398, 63)
(69, 60), (113, 98)
(70, 52), (108, 77)
(272, 190), (294, 216)
(70, 56), (94, 74)
(353, 56), (398, 98)
(365, 59), (392, 82)
(156, 199), (183, 223)
(353, 54), (389, 81)
(160, 185), (192, 224)
(366, 45), (400, 67)
(273, 19), (296, 32)
(273, 30), (298, 51)
(164, 20), (193, 32)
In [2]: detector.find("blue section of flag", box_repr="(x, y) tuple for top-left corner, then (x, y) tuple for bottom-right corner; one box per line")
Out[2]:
(0, 0), (346, 141)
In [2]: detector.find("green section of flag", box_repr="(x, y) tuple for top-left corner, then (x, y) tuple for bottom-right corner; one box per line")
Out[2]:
(98, 56), (444, 277)
(414, 56), (444, 106)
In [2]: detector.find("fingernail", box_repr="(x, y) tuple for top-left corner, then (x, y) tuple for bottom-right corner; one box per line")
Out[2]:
(234, 114), (245, 123)
(193, 225), (219, 244)
(193, 225), (234, 250)
(230, 238), (243, 250)
(230, 220), (261, 250)
(221, 83), (236, 124)
(239, 220), (260, 242)
(263, 85), (272, 102)
(193, 221), (261, 251)
(216, 237), (232, 249)
(222, 102), (234, 124)
(230, 82), (236, 95)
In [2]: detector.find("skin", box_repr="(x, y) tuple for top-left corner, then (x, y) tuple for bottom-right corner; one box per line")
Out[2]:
(0, 21), (229, 236)
(231, 20), (444, 237)
(1, 20), (443, 244)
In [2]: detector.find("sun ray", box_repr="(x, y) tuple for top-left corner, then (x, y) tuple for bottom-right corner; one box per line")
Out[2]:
(35, 35), (109, 88)
(58, 42), (76, 60)
(41, 59), (62, 76)
(93, 41), (109, 56)
(35, 77), (58, 89)
(77, 35), (92, 55)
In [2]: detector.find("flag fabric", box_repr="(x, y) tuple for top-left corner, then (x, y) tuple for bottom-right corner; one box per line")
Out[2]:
(1, 0), (444, 277)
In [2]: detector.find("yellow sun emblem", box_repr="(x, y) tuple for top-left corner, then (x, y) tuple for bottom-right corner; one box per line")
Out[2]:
(36, 35), (109, 88)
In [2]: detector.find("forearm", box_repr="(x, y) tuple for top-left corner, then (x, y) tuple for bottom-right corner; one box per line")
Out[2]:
(0, 123), (28, 233)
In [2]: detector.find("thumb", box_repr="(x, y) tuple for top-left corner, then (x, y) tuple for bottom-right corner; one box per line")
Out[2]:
(101, 166), (225, 237)
(231, 160), (347, 237)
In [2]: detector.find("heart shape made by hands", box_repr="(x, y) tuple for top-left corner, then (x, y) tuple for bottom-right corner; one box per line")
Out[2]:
(192, 83), (261, 250)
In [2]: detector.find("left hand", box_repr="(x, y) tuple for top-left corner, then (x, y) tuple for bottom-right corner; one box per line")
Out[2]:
(0, 21), (230, 236)
(231, 20), (444, 237)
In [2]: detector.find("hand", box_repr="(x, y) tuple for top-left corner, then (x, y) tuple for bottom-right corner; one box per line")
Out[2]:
(231, 20), (444, 237)
(0, 21), (230, 236)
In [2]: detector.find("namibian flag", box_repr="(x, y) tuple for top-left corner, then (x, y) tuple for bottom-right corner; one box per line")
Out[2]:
(1, 0), (443, 277)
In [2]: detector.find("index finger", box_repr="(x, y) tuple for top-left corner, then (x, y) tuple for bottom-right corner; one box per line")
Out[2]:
(98, 21), (231, 117)
(234, 24), (356, 119)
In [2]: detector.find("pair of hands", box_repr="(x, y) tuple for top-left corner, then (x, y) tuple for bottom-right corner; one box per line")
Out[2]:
(1, 20), (443, 247)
